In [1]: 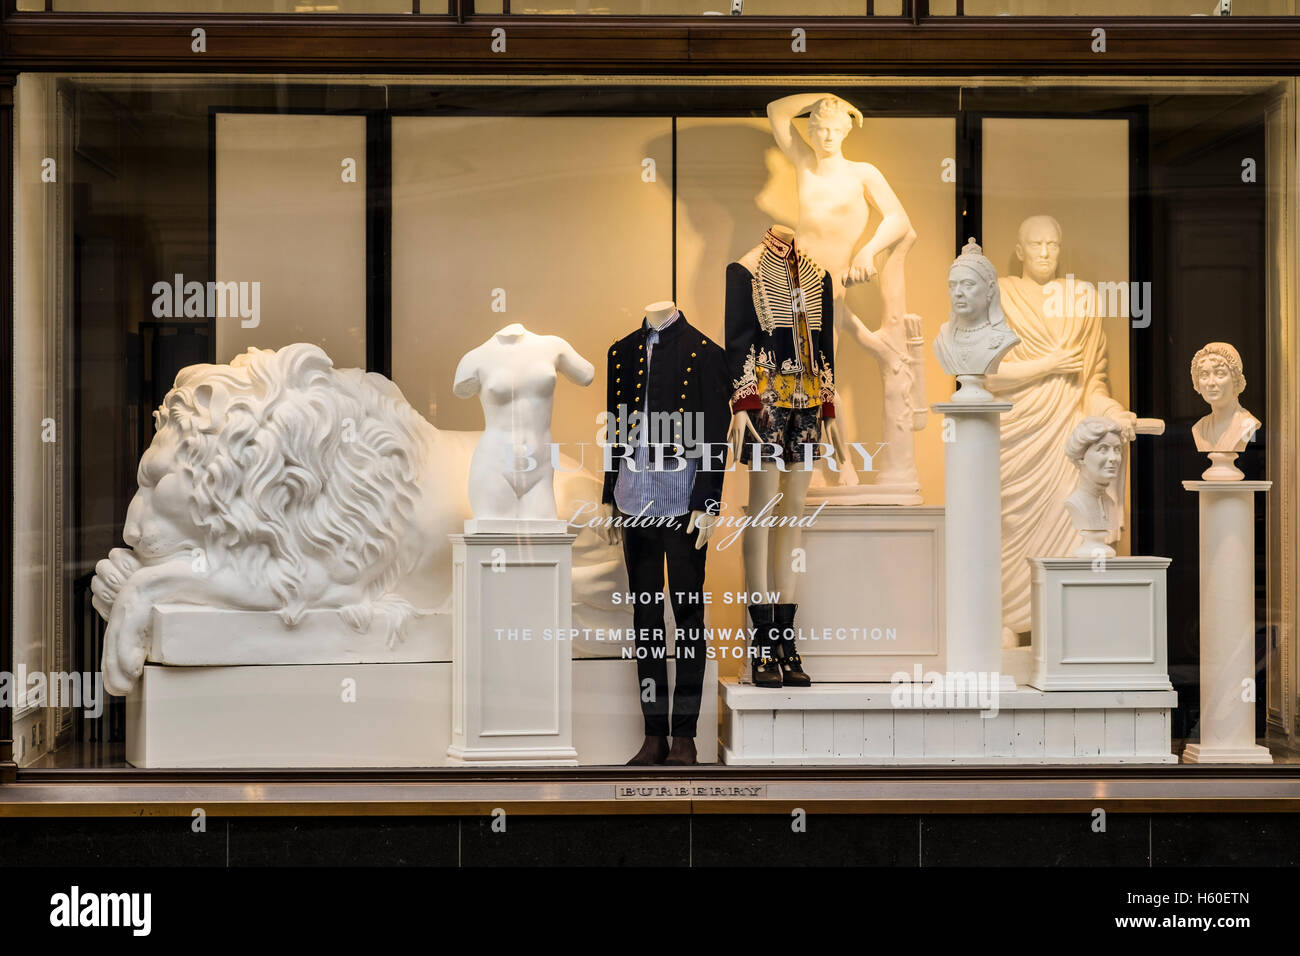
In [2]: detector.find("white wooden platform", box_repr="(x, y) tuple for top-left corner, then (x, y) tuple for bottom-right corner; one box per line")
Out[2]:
(719, 678), (1178, 765)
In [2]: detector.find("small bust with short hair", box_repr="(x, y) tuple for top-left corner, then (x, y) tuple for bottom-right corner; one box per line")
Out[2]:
(1063, 416), (1126, 557)
(1190, 342), (1259, 480)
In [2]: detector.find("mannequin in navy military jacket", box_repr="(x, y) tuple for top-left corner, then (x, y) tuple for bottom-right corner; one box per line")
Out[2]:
(601, 305), (730, 766)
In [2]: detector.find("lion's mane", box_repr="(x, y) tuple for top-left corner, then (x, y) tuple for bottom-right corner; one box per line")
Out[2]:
(155, 343), (432, 631)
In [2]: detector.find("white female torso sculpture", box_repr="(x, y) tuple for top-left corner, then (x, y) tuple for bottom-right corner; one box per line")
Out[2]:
(767, 93), (926, 499)
(453, 323), (595, 526)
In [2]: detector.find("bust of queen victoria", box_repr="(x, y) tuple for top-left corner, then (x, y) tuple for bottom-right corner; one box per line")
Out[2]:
(933, 238), (1021, 401)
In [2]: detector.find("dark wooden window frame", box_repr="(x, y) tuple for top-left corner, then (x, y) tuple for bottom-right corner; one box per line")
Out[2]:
(4, 8), (1300, 74)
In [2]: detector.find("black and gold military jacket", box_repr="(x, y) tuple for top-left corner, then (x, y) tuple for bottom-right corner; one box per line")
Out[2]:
(601, 312), (731, 516)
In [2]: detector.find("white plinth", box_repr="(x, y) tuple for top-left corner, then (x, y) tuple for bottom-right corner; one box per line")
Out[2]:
(807, 481), (923, 507)
(719, 678), (1176, 765)
(124, 657), (717, 768)
(573, 658), (719, 764)
(792, 505), (944, 681)
(1181, 480), (1273, 764)
(126, 662), (449, 768)
(463, 517), (569, 535)
(1029, 557), (1173, 692)
(447, 532), (578, 767)
(933, 401), (1014, 691)
(146, 604), (445, 666)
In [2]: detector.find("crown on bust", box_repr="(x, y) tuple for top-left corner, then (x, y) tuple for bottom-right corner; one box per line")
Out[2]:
(950, 236), (998, 285)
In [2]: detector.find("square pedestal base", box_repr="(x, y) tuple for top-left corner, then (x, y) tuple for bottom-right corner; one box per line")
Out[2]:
(783, 505), (945, 683)
(1181, 742), (1274, 764)
(720, 678), (1177, 765)
(1030, 557), (1173, 692)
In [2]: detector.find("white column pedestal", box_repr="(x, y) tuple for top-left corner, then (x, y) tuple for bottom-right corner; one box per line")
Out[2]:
(933, 401), (1015, 692)
(1181, 480), (1272, 764)
(447, 531), (579, 767)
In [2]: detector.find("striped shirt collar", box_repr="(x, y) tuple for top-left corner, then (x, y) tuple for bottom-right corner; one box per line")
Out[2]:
(643, 309), (683, 341)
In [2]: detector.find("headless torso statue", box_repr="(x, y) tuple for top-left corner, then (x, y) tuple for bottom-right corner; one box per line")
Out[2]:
(767, 94), (927, 501)
(453, 323), (594, 529)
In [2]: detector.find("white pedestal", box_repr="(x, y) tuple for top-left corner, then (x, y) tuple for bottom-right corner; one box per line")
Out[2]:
(127, 662), (450, 768)
(1181, 480), (1273, 764)
(719, 677), (1176, 765)
(933, 401), (1014, 691)
(807, 481), (923, 507)
(793, 505), (944, 681)
(1029, 557), (1173, 692)
(573, 658), (719, 764)
(124, 656), (717, 768)
(447, 532), (579, 767)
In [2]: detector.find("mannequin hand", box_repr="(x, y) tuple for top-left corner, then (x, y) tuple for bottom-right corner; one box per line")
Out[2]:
(728, 410), (762, 461)
(687, 510), (716, 550)
(598, 502), (622, 547)
(823, 418), (847, 466)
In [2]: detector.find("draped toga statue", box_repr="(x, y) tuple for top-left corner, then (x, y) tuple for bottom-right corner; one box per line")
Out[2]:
(987, 215), (1137, 642)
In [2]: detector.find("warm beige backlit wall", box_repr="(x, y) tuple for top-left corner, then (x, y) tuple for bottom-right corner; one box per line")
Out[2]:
(215, 113), (367, 366)
(981, 116), (1132, 551)
(388, 113), (956, 662)
(676, 115), (957, 511)
(391, 116), (674, 440)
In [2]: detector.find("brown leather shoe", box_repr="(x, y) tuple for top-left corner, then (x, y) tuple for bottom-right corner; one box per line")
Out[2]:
(626, 735), (669, 766)
(664, 737), (697, 766)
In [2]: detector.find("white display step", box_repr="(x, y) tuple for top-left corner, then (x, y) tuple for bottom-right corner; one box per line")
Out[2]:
(127, 658), (717, 768)
(719, 678), (1177, 765)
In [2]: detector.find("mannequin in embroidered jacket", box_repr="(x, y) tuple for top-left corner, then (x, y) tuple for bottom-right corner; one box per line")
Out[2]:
(599, 301), (731, 766)
(725, 225), (845, 689)
(768, 93), (927, 500)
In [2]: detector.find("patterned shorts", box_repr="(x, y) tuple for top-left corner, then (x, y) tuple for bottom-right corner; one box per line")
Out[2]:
(739, 404), (824, 465)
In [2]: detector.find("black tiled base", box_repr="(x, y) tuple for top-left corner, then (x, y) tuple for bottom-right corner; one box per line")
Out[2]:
(3, 813), (1298, 866)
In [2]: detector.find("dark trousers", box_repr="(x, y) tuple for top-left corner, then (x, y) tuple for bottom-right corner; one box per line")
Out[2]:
(620, 516), (709, 738)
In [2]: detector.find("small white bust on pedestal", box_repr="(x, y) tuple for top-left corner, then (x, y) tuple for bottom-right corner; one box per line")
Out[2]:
(933, 239), (1021, 404)
(931, 239), (1017, 691)
(1190, 342), (1260, 481)
(1029, 418), (1174, 697)
(1183, 341), (1271, 763)
(1063, 417), (1124, 559)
